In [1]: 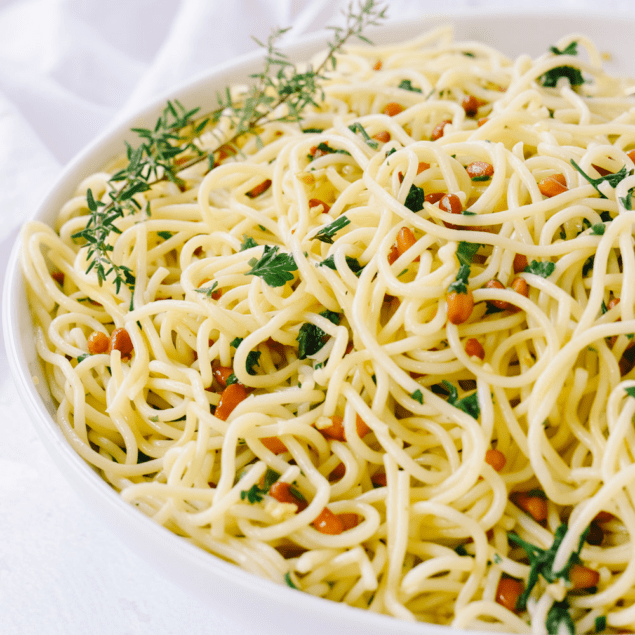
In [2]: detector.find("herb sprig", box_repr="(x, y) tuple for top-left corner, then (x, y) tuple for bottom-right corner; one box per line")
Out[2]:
(77, 1), (388, 293)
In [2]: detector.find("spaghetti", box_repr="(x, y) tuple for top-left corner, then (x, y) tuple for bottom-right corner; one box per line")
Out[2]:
(21, 26), (635, 633)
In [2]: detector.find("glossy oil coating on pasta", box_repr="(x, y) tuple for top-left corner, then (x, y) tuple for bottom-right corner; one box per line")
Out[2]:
(21, 26), (635, 633)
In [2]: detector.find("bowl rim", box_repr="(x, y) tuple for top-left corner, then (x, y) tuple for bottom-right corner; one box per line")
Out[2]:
(5, 9), (635, 633)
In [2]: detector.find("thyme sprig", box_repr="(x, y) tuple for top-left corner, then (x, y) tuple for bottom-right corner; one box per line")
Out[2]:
(76, 0), (387, 294)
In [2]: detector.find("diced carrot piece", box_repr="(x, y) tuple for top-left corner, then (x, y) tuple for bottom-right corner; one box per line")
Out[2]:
(477, 117), (489, 127)
(313, 507), (344, 534)
(439, 193), (463, 215)
(87, 331), (110, 355)
(355, 414), (371, 438)
(417, 161), (430, 174)
(485, 448), (506, 471)
(485, 279), (509, 311)
(388, 243), (400, 264)
(462, 95), (481, 117)
(513, 253), (528, 274)
(465, 338), (485, 360)
(215, 383), (249, 421)
(569, 564), (600, 590)
(373, 60), (382, 71)
(269, 481), (307, 511)
(212, 365), (234, 388)
(339, 513), (359, 530)
(373, 130), (391, 143)
(246, 179), (272, 198)
(513, 491), (548, 522)
(446, 289), (474, 325)
(431, 119), (451, 141)
(111, 328), (133, 360)
(496, 576), (524, 612)
(424, 192), (445, 205)
(466, 161), (494, 180)
(396, 227), (417, 256)
(538, 174), (567, 197)
(261, 436), (287, 454)
(309, 198), (331, 213)
(383, 102), (404, 117)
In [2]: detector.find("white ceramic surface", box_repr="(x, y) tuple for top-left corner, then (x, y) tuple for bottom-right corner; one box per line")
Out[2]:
(5, 11), (635, 635)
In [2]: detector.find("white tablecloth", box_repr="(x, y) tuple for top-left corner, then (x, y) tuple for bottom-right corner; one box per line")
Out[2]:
(1, 1), (634, 633)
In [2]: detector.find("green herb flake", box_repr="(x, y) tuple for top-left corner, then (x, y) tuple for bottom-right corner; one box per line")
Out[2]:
(412, 389), (423, 404)
(240, 483), (267, 504)
(625, 386), (635, 399)
(470, 174), (490, 182)
(226, 373), (238, 386)
(540, 42), (584, 89)
(348, 122), (378, 149)
(456, 242), (480, 267)
(320, 309), (341, 325)
(571, 160), (630, 199)
(524, 260), (555, 278)
(241, 235), (258, 250)
(284, 571), (298, 589)
(312, 215), (351, 244)
(77, 353), (91, 363)
(297, 323), (328, 359)
(398, 79), (422, 93)
(149, 415), (159, 423)
(302, 128), (323, 133)
(230, 337), (243, 348)
(441, 380), (480, 419)
(246, 245), (298, 287)
(595, 616), (607, 633)
(246, 350), (261, 375)
(318, 254), (364, 276)
(546, 599), (574, 635)
(620, 188), (634, 210)
(157, 231), (173, 240)
(493, 553), (502, 564)
(591, 223), (606, 236)
(404, 184), (425, 212)
(454, 544), (469, 556)
(448, 264), (471, 294)
(195, 281), (219, 298)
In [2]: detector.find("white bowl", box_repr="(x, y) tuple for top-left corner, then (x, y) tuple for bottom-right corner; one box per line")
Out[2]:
(4, 11), (635, 635)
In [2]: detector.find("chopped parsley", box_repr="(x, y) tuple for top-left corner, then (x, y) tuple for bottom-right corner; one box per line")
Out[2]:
(571, 160), (630, 198)
(595, 616), (607, 633)
(320, 309), (341, 325)
(448, 264), (471, 294)
(583, 256), (594, 276)
(507, 523), (589, 610)
(157, 231), (173, 240)
(441, 380), (480, 419)
(524, 260), (555, 278)
(77, 353), (91, 363)
(546, 599), (574, 635)
(246, 245), (298, 287)
(303, 128), (323, 133)
(591, 223), (606, 236)
(620, 188), (634, 210)
(284, 572), (298, 589)
(312, 216), (351, 244)
(540, 41), (584, 88)
(404, 183), (425, 212)
(297, 323), (328, 359)
(398, 79), (422, 93)
(241, 235), (258, 250)
(230, 337), (261, 375)
(319, 254), (364, 276)
(348, 122), (378, 149)
(625, 386), (635, 399)
(308, 142), (351, 161)
(195, 281), (219, 298)
(411, 389), (423, 404)
(456, 241), (480, 267)
(470, 174), (490, 182)
(241, 483), (267, 504)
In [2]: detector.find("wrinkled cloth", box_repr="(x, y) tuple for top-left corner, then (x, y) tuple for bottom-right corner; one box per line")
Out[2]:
(2, 1), (635, 634)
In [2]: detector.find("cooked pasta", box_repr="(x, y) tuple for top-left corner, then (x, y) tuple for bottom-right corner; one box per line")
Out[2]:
(21, 25), (635, 633)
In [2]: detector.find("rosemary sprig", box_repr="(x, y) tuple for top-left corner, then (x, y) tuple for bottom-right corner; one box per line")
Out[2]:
(75, 1), (387, 295)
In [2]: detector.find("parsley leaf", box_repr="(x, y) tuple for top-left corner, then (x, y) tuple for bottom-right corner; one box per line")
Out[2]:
(524, 260), (555, 278)
(595, 616), (607, 633)
(456, 242), (480, 266)
(404, 184), (425, 212)
(297, 323), (327, 359)
(312, 216), (351, 244)
(625, 386), (635, 399)
(284, 572), (298, 589)
(240, 484), (267, 504)
(157, 231), (173, 240)
(308, 142), (351, 161)
(441, 380), (480, 419)
(546, 600), (574, 635)
(448, 264), (471, 294)
(77, 353), (91, 363)
(348, 122), (378, 149)
(319, 254), (364, 276)
(246, 350), (261, 375)
(620, 188), (634, 210)
(591, 223), (605, 235)
(412, 389), (423, 404)
(583, 256), (594, 276)
(571, 160), (630, 198)
(398, 79), (422, 93)
(320, 309), (340, 325)
(241, 235), (258, 250)
(540, 42), (584, 88)
(247, 245), (298, 287)
(195, 281), (219, 298)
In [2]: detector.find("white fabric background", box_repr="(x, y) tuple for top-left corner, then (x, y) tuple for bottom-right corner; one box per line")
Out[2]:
(1, 1), (634, 633)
